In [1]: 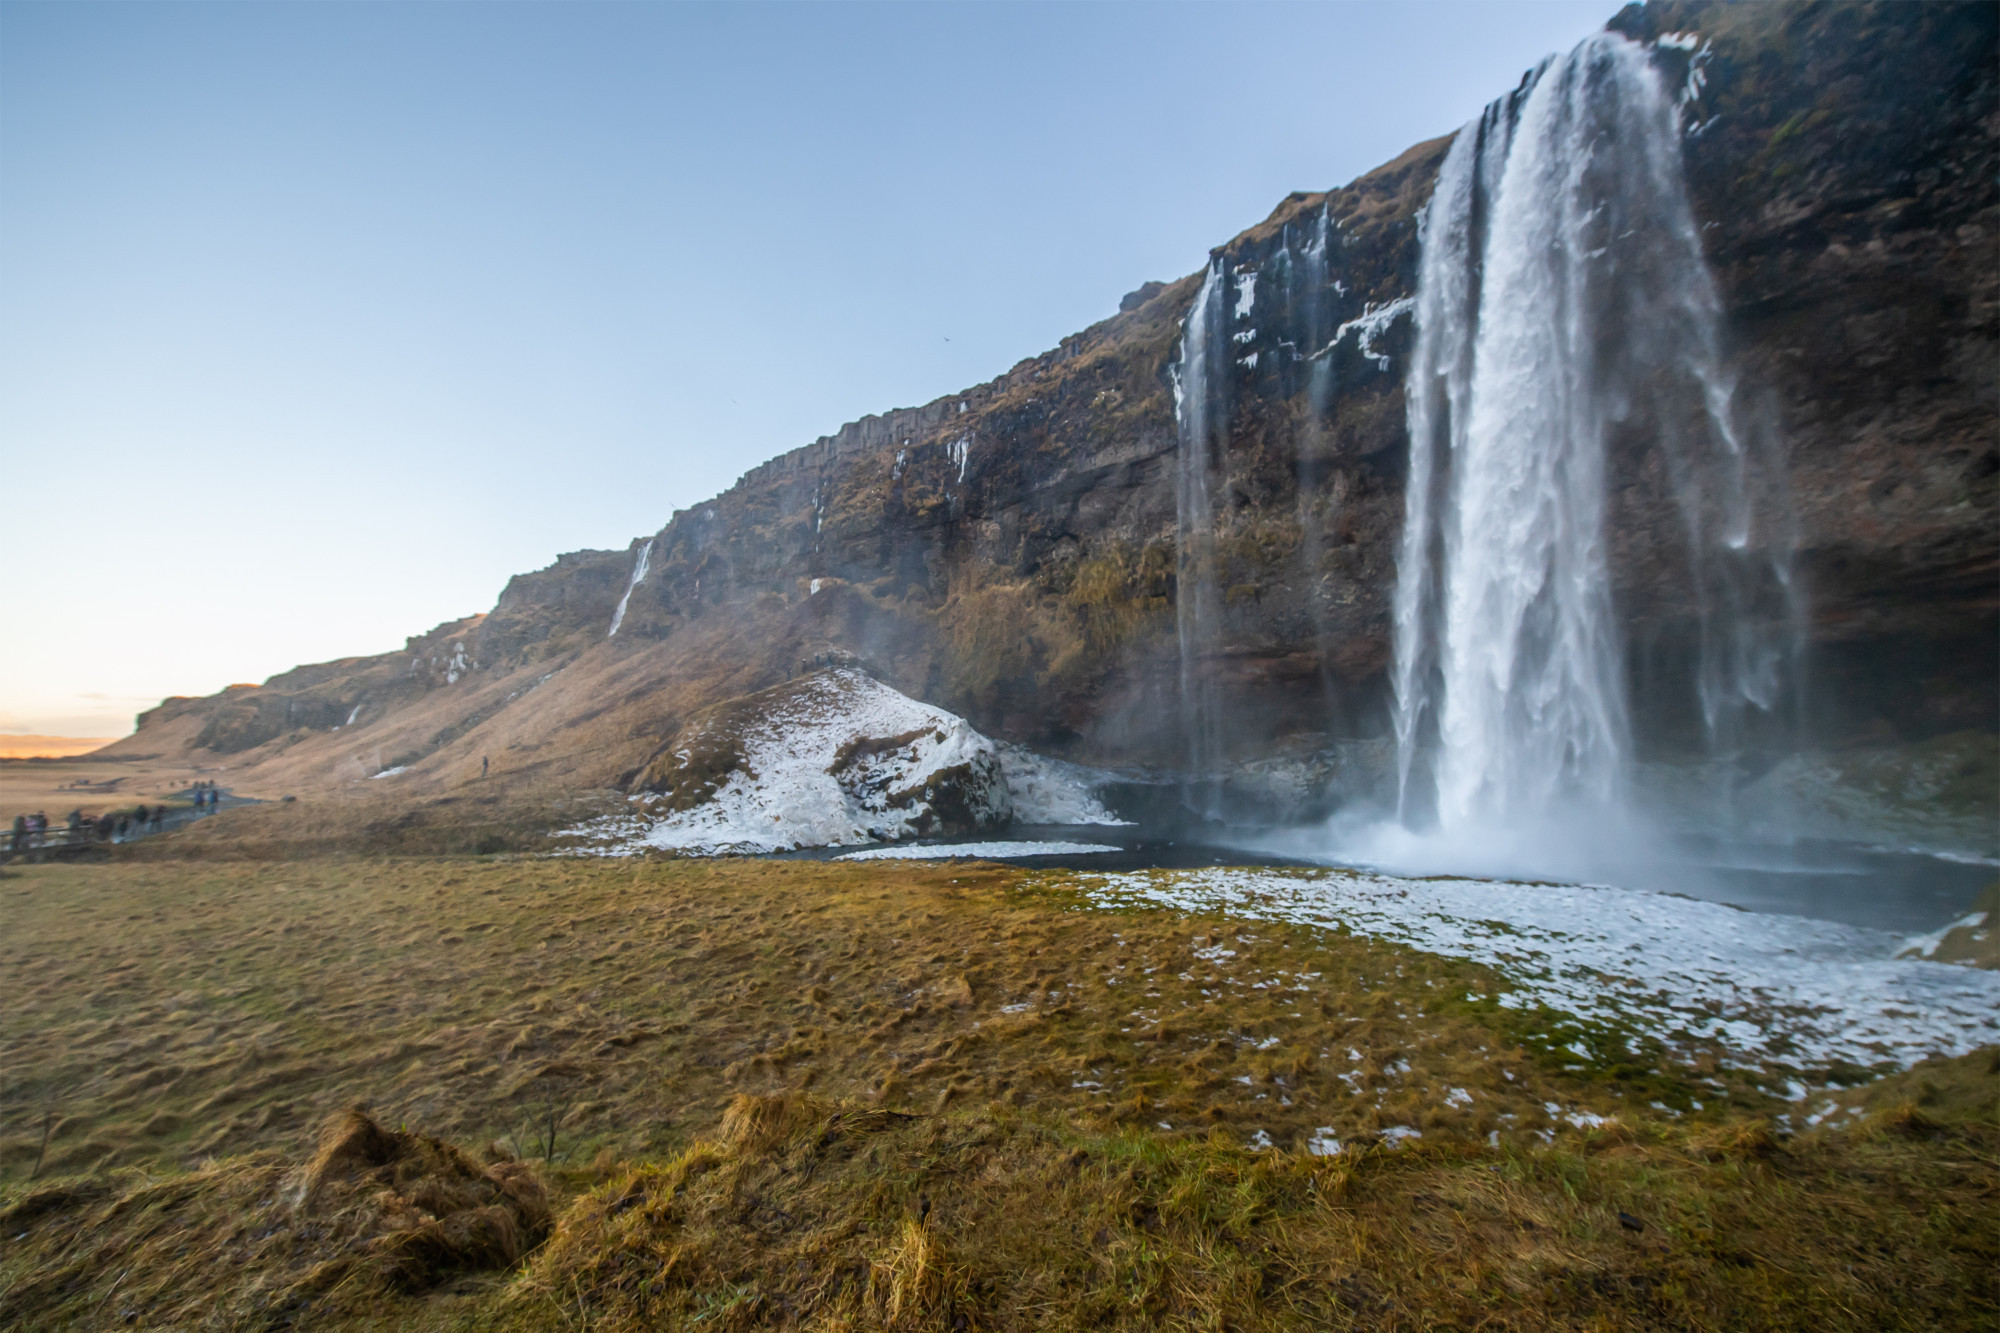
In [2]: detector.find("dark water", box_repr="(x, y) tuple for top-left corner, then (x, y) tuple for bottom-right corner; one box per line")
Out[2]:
(771, 820), (1313, 875)
(1653, 837), (1995, 934)
(773, 797), (1993, 936)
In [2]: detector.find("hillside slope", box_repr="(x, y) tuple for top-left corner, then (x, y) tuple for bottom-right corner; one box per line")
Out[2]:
(105, 0), (1997, 827)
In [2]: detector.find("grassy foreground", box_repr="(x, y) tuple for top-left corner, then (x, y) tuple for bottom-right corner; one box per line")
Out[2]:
(0, 855), (1994, 1330)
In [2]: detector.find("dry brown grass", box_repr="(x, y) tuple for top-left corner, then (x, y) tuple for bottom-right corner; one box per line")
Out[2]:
(503, 1075), (1999, 1332)
(0, 1104), (550, 1330)
(0, 855), (1993, 1330)
(0, 856), (1706, 1184)
(119, 785), (625, 860)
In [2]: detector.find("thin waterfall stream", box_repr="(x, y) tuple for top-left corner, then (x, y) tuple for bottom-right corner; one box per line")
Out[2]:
(607, 539), (655, 639)
(1173, 261), (1228, 816)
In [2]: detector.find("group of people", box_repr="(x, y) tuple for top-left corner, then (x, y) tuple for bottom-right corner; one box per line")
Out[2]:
(9, 811), (54, 849)
(6, 783), (225, 852)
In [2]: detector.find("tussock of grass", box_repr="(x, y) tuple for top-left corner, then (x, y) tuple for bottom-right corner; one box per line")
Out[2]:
(298, 1106), (552, 1286)
(0, 1105), (551, 1330)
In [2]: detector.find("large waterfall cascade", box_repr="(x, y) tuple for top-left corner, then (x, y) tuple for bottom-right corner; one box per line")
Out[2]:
(1388, 32), (1799, 848)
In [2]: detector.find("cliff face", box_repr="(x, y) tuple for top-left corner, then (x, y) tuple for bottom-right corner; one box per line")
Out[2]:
(1642, 0), (1999, 743)
(121, 0), (1996, 811)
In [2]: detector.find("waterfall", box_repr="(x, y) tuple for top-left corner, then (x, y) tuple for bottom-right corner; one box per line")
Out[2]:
(1289, 209), (1338, 667)
(1389, 33), (1797, 843)
(1173, 261), (1228, 811)
(607, 539), (655, 638)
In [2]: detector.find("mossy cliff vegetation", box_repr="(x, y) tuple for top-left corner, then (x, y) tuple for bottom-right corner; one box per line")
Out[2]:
(100, 1), (1994, 826)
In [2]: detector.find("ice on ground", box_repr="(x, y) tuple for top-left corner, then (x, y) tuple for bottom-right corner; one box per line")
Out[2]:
(997, 744), (1128, 825)
(1896, 910), (1988, 962)
(556, 670), (1118, 858)
(1306, 1127), (1342, 1157)
(1073, 868), (2000, 1073)
(1378, 1126), (1423, 1146)
(834, 841), (1120, 861)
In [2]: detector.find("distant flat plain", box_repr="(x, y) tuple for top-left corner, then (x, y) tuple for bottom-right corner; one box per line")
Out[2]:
(0, 752), (211, 820)
(0, 735), (114, 760)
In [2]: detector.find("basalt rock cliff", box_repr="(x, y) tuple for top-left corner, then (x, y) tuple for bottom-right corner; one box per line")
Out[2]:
(112, 0), (1996, 834)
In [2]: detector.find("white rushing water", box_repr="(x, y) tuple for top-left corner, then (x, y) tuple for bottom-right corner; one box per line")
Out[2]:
(1172, 261), (1228, 815)
(606, 538), (654, 638)
(1384, 33), (1796, 866)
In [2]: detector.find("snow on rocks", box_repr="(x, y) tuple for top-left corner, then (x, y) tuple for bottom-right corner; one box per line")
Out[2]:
(557, 669), (1117, 857)
(997, 744), (1127, 825)
(1072, 867), (2000, 1074)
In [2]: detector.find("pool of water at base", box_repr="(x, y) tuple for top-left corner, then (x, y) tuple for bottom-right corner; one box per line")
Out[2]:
(774, 820), (1992, 936)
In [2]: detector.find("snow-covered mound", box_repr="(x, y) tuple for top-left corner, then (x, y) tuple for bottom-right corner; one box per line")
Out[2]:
(559, 668), (1119, 857)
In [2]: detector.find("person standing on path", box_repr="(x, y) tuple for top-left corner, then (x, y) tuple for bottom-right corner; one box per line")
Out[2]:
(481, 756), (489, 779)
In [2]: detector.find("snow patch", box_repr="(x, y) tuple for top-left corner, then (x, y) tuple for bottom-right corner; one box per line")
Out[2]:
(1073, 867), (2000, 1073)
(1895, 910), (1987, 962)
(834, 840), (1120, 862)
(1318, 297), (1414, 371)
(369, 766), (409, 780)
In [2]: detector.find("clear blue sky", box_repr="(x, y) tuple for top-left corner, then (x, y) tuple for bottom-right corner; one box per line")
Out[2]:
(2, 0), (1615, 737)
